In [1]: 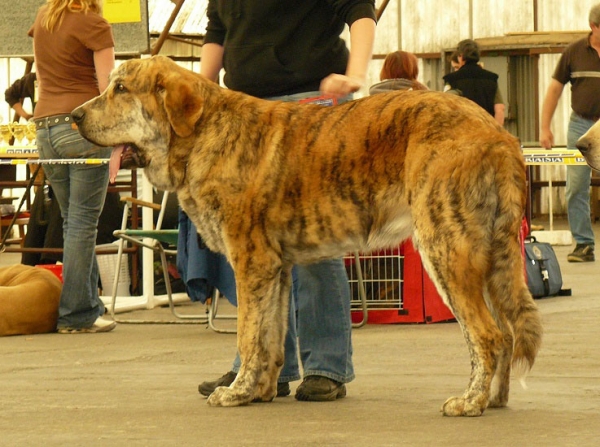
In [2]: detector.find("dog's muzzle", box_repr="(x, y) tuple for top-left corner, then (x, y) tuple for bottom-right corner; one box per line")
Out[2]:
(71, 106), (85, 126)
(575, 135), (600, 171)
(576, 136), (590, 156)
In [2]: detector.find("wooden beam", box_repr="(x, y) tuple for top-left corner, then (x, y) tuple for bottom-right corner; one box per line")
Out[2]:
(474, 31), (587, 52)
(151, 0), (186, 56)
(376, 0), (392, 22)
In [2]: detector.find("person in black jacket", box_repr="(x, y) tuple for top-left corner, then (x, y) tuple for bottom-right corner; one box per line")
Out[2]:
(191, 0), (376, 402)
(443, 39), (505, 125)
(4, 72), (37, 122)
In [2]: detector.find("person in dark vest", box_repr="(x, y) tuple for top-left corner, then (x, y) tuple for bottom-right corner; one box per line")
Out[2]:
(443, 39), (505, 126)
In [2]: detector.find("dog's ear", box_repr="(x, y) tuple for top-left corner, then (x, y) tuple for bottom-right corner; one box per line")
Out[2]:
(157, 72), (203, 138)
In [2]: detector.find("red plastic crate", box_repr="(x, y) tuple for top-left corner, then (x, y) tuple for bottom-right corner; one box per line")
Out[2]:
(347, 241), (455, 324)
(36, 264), (63, 283)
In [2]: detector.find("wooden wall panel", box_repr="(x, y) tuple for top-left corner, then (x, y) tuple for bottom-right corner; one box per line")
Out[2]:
(473, 0), (534, 38)
(537, 0), (598, 31)
(400, 0), (468, 53)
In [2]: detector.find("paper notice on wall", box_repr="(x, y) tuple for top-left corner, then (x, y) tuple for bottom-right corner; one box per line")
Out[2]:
(103, 0), (142, 24)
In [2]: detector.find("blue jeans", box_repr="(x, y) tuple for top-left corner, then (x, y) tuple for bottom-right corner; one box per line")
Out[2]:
(566, 113), (595, 246)
(36, 121), (111, 329)
(232, 261), (355, 383)
(231, 91), (354, 383)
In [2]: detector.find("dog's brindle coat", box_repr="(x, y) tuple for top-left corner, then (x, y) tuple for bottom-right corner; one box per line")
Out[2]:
(72, 56), (542, 416)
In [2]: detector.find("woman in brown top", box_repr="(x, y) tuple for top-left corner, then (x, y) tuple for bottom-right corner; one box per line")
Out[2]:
(29, 0), (116, 333)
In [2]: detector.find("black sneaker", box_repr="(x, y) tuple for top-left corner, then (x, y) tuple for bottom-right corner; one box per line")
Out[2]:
(295, 376), (346, 402)
(567, 244), (595, 262)
(198, 371), (290, 397)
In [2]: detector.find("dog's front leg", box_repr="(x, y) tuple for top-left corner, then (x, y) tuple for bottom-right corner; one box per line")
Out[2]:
(207, 259), (291, 407)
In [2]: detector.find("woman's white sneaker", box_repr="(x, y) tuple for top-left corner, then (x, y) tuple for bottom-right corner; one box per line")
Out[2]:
(57, 317), (116, 334)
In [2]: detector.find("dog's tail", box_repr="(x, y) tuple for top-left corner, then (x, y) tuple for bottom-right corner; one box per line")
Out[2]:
(486, 152), (542, 378)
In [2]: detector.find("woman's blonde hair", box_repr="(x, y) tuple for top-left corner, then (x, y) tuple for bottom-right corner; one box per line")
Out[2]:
(42, 0), (103, 32)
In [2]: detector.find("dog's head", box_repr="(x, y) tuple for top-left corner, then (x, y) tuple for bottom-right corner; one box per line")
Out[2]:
(72, 55), (211, 186)
(576, 120), (600, 171)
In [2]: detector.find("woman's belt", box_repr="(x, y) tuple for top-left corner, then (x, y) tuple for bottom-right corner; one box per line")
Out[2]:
(34, 114), (75, 128)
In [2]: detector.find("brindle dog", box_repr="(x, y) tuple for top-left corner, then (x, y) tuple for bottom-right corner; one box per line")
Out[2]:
(577, 120), (600, 170)
(72, 55), (541, 416)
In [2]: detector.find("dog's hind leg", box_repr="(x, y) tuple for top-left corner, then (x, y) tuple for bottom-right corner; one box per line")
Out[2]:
(485, 308), (513, 408)
(207, 255), (290, 407)
(485, 222), (541, 408)
(417, 238), (503, 417)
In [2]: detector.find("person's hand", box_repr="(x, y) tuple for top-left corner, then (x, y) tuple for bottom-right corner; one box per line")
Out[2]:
(320, 74), (364, 98)
(540, 128), (554, 149)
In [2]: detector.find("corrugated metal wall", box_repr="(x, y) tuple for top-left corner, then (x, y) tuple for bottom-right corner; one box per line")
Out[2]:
(510, 55), (536, 142)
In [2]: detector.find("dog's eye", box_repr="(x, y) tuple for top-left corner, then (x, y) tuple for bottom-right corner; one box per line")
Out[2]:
(115, 83), (127, 93)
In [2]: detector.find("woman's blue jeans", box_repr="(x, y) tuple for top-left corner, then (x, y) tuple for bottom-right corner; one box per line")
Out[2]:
(36, 122), (111, 329)
(566, 113), (595, 246)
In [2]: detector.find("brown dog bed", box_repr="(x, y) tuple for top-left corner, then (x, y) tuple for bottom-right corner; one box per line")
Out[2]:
(0, 264), (62, 336)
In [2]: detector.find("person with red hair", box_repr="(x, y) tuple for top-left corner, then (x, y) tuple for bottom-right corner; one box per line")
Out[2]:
(369, 50), (427, 94)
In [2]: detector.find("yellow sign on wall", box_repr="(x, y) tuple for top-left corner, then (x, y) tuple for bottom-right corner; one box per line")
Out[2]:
(103, 0), (142, 24)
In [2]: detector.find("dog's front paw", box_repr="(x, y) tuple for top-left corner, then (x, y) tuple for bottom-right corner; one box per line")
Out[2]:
(441, 396), (486, 417)
(207, 386), (252, 407)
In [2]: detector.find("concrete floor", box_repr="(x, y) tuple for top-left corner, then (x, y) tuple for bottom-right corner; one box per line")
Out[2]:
(1, 218), (599, 446)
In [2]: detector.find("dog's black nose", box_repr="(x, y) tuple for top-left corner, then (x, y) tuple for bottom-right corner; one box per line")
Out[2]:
(576, 136), (590, 154)
(71, 106), (85, 124)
